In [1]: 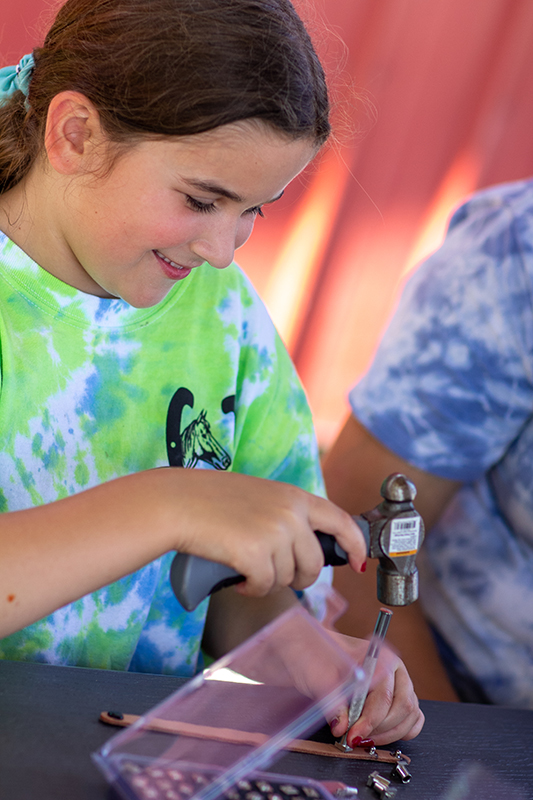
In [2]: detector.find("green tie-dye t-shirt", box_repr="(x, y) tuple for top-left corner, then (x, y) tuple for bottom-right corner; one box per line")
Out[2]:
(0, 232), (325, 676)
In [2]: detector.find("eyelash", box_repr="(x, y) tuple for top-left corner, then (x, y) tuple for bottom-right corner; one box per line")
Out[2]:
(185, 196), (265, 218)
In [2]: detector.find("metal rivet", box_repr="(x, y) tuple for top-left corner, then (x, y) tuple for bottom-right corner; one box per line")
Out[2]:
(391, 762), (412, 784)
(366, 771), (397, 799)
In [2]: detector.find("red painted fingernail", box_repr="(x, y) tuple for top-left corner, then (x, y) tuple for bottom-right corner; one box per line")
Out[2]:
(348, 735), (375, 748)
(329, 718), (339, 729)
(360, 738), (375, 748)
(361, 561), (367, 573)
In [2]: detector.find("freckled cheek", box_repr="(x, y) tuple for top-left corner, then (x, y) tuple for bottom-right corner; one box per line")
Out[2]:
(142, 212), (199, 248)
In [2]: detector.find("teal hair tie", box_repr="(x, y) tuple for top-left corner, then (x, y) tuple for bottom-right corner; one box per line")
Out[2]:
(0, 54), (35, 109)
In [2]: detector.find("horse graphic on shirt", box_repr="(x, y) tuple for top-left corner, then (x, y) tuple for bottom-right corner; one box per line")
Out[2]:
(166, 387), (232, 470)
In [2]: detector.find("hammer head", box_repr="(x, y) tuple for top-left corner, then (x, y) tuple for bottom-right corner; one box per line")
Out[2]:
(355, 474), (425, 606)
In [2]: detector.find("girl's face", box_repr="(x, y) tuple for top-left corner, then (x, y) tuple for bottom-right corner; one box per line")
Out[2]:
(51, 121), (315, 306)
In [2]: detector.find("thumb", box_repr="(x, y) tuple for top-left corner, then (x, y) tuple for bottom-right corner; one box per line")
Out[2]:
(328, 705), (349, 738)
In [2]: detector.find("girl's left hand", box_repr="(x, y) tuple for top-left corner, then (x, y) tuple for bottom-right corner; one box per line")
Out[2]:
(327, 631), (425, 746)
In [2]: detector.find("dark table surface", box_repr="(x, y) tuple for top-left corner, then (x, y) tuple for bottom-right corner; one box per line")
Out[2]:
(1, 659), (532, 800)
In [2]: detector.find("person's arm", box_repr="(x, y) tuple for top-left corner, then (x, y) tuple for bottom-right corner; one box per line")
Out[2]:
(322, 414), (461, 702)
(0, 467), (366, 639)
(202, 585), (299, 658)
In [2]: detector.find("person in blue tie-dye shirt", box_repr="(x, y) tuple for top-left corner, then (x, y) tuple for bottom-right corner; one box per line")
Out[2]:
(324, 178), (533, 708)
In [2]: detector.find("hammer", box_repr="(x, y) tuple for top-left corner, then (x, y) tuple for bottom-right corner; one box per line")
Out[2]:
(170, 473), (425, 611)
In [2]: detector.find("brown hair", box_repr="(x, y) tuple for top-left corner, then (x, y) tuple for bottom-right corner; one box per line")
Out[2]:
(0, 0), (330, 193)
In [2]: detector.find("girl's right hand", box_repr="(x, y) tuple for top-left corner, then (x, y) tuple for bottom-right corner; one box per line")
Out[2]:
(0, 467), (365, 638)
(160, 468), (367, 596)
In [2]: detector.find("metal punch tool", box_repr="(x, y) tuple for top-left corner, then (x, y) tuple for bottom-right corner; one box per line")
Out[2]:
(335, 607), (393, 753)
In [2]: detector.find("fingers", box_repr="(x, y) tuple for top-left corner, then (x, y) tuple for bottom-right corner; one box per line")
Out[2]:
(289, 526), (330, 591)
(170, 470), (366, 597)
(349, 683), (424, 746)
(307, 493), (367, 572)
(328, 706), (349, 739)
(369, 665), (425, 742)
(219, 480), (366, 595)
(233, 512), (325, 596)
(327, 633), (424, 746)
(345, 657), (424, 746)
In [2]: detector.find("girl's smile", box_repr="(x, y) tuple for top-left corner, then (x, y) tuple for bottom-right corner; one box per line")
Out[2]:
(153, 250), (197, 281)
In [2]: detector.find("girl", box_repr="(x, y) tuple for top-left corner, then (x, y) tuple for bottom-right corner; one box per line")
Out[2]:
(0, 0), (423, 745)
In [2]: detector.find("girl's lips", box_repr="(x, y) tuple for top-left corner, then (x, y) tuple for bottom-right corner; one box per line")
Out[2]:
(153, 250), (193, 280)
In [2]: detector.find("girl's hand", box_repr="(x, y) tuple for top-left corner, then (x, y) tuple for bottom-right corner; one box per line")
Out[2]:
(328, 632), (425, 745)
(166, 469), (366, 596)
(0, 468), (365, 639)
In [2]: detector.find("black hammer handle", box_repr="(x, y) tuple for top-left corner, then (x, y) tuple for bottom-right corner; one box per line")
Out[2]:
(170, 524), (370, 612)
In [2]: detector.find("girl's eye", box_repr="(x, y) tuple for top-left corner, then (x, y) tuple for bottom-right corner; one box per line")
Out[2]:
(245, 206), (265, 218)
(186, 196), (217, 214)
(186, 195), (264, 218)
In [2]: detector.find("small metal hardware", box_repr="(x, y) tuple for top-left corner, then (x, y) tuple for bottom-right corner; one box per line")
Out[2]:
(366, 771), (397, 799)
(390, 762), (412, 784)
(332, 787), (358, 798)
(334, 739), (353, 753)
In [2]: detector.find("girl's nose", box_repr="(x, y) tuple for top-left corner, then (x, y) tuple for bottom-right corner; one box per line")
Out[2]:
(191, 229), (237, 271)
(191, 215), (255, 270)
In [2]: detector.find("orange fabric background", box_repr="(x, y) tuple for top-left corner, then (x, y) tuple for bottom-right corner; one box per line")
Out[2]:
(4, 0), (533, 447)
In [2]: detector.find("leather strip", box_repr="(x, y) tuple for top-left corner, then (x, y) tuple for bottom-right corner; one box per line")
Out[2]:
(99, 711), (409, 764)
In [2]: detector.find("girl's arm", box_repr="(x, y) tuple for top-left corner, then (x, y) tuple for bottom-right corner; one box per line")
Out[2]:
(0, 467), (366, 638)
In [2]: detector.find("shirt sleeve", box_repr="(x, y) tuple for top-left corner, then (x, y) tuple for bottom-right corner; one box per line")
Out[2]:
(229, 273), (325, 498)
(349, 182), (533, 482)
(229, 273), (332, 604)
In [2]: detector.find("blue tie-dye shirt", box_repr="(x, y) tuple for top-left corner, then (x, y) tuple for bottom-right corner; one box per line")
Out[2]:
(350, 179), (533, 707)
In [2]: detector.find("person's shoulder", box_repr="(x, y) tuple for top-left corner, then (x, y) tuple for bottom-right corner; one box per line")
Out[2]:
(448, 178), (533, 232)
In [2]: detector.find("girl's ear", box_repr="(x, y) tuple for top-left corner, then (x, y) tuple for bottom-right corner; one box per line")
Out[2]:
(44, 91), (105, 175)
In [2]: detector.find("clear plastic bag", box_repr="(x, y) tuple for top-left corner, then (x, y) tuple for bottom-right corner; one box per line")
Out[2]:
(94, 598), (365, 800)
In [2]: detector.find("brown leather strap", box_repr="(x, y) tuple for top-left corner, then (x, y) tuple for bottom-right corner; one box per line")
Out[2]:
(99, 711), (409, 764)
